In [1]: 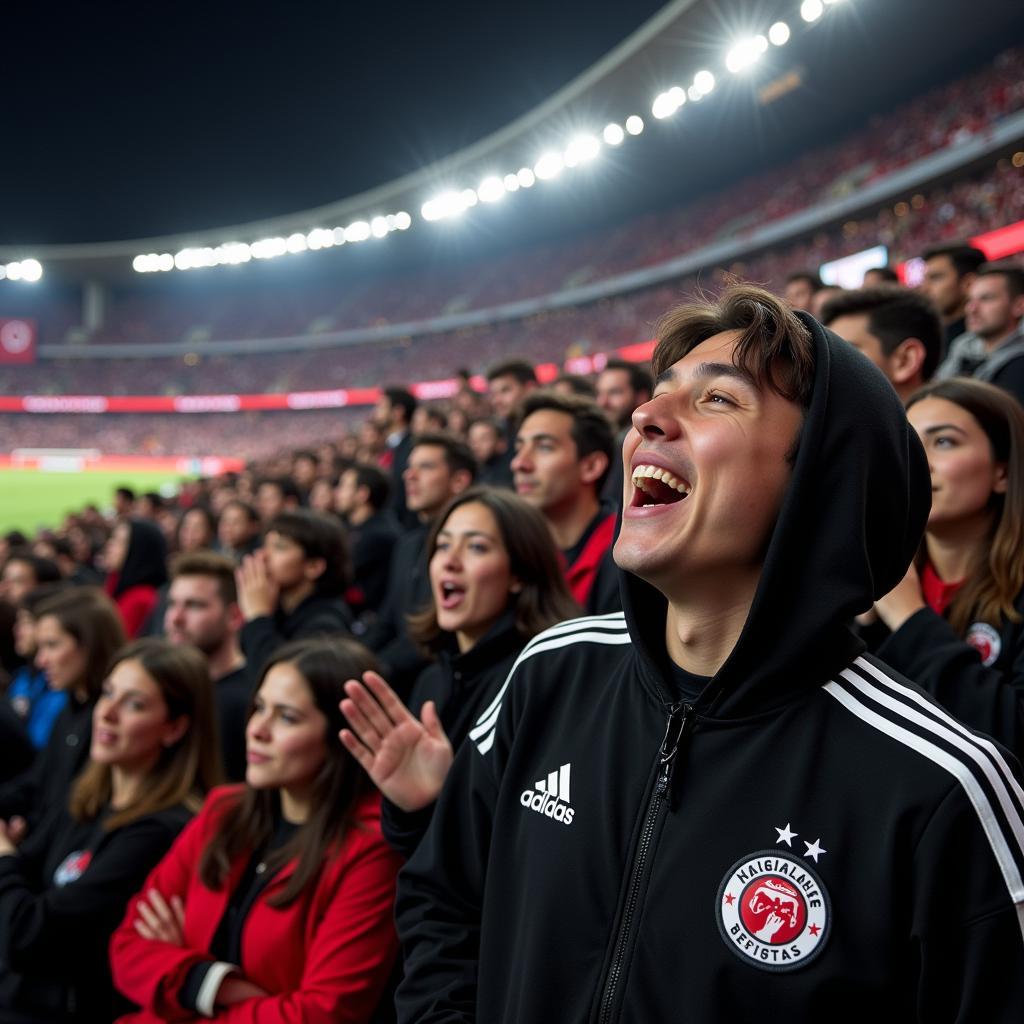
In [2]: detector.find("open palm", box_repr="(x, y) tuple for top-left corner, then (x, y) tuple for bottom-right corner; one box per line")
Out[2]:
(340, 671), (454, 812)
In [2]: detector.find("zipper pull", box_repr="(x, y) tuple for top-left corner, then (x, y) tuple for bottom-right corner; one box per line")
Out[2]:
(656, 703), (693, 801)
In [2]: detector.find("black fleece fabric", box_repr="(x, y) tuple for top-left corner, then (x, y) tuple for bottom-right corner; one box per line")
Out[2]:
(872, 586), (1024, 759)
(0, 802), (190, 1022)
(240, 592), (352, 684)
(0, 698), (92, 827)
(364, 524), (432, 699)
(381, 615), (524, 859)
(395, 314), (1024, 1022)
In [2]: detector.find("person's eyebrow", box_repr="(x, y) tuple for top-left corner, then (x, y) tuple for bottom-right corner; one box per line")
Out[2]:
(654, 361), (758, 390)
(922, 423), (968, 436)
(516, 431), (561, 444)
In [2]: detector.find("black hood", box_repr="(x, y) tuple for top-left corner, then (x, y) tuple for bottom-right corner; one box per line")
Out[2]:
(113, 518), (168, 596)
(622, 312), (932, 716)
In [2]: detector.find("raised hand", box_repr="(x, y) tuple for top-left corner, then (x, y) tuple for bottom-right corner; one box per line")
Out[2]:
(340, 671), (454, 812)
(235, 550), (278, 621)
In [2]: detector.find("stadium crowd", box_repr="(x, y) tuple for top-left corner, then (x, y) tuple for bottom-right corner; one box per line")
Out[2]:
(4, 19), (1024, 1016)
(2, 149), (1022, 466)
(2, 241), (1024, 1016)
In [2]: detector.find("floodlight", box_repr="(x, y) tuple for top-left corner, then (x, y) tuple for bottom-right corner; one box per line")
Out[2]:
(688, 85), (703, 102)
(801, 0), (824, 22)
(395, 211), (412, 229)
(477, 176), (506, 203)
(158, 253), (174, 271)
(669, 86), (686, 105)
(503, 173), (521, 191)
(422, 191), (464, 221)
(370, 217), (389, 238)
(345, 221), (371, 242)
(517, 167), (536, 188)
(132, 255), (148, 273)
(174, 251), (191, 271)
(461, 188), (479, 207)
(332, 227), (347, 244)
(625, 115), (644, 136)
(24, 259), (45, 280)
(603, 123), (625, 146)
(652, 91), (678, 119)
(7, 263), (23, 281)
(725, 38), (762, 73)
(694, 70), (715, 95)
(768, 21), (790, 45)
(534, 151), (563, 180)
(286, 233), (307, 253)
(0, 266), (6, 280)
(564, 134), (600, 166)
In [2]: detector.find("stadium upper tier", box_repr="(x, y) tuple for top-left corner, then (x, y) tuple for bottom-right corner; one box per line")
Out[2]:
(1, 151), (1022, 415)
(1, 44), (1021, 372)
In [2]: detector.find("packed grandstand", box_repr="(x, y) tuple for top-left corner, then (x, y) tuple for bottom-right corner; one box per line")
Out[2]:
(5, 1), (1024, 1020)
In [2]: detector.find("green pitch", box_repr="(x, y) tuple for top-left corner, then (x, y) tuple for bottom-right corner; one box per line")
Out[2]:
(0, 468), (191, 535)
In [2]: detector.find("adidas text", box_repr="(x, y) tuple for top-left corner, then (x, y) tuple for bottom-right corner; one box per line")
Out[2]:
(520, 762), (575, 825)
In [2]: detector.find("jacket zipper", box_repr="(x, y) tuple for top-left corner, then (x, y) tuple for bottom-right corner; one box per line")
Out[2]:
(597, 701), (694, 1024)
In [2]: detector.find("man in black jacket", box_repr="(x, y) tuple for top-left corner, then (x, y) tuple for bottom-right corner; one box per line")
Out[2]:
(396, 284), (1024, 1021)
(335, 463), (400, 619)
(236, 510), (352, 683)
(364, 435), (475, 696)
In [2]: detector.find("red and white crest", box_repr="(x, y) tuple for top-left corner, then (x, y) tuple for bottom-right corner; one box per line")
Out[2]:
(966, 622), (1001, 667)
(717, 850), (830, 971)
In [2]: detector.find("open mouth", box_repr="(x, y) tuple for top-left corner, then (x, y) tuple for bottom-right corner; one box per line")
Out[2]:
(630, 464), (691, 507)
(439, 581), (467, 610)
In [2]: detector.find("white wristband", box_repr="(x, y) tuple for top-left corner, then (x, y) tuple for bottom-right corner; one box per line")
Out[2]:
(196, 961), (237, 1017)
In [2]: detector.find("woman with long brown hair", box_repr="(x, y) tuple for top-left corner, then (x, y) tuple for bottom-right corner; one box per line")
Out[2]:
(871, 377), (1024, 752)
(0, 638), (220, 1023)
(0, 588), (126, 826)
(340, 486), (582, 857)
(110, 637), (401, 1024)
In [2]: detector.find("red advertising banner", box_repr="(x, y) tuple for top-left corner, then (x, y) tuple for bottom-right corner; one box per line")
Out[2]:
(0, 319), (36, 364)
(0, 345), (657, 414)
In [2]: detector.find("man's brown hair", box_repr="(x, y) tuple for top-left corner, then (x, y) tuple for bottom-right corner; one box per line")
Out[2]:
(653, 283), (815, 408)
(171, 550), (238, 605)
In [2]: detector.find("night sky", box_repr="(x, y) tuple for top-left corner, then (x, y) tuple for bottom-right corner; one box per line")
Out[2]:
(6, 0), (1023, 250)
(5, 1), (666, 243)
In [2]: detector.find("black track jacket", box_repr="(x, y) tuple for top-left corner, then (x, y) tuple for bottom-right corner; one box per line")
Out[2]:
(395, 315), (1024, 1022)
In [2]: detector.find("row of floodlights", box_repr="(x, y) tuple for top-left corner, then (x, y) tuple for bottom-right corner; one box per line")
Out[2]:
(133, 212), (413, 272)
(130, 0), (848, 270)
(417, 2), (849, 223)
(0, 259), (43, 283)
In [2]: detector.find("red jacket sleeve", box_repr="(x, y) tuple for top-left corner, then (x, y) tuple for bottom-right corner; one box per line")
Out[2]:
(109, 803), (219, 1021)
(213, 833), (401, 1024)
(118, 586), (159, 639)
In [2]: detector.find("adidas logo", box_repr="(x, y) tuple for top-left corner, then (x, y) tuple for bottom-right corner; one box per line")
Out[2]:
(520, 762), (576, 825)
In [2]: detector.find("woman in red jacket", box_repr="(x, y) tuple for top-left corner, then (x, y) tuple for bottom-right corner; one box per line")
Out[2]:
(110, 637), (402, 1024)
(104, 519), (168, 638)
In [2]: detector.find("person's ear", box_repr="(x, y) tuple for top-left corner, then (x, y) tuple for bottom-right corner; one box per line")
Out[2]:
(579, 450), (609, 488)
(509, 576), (523, 595)
(890, 338), (926, 385)
(304, 557), (327, 583)
(993, 462), (1009, 495)
(162, 715), (191, 749)
(226, 601), (245, 632)
(451, 469), (473, 496)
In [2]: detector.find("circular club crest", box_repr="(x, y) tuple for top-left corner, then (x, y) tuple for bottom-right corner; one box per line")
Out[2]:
(966, 622), (1001, 667)
(0, 320), (31, 355)
(716, 850), (830, 972)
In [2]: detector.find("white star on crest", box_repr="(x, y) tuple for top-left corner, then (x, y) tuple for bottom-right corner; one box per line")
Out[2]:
(804, 838), (826, 863)
(775, 823), (798, 847)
